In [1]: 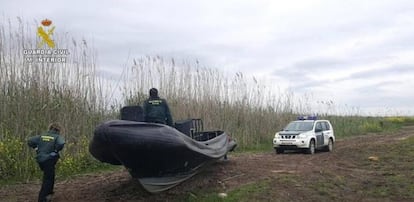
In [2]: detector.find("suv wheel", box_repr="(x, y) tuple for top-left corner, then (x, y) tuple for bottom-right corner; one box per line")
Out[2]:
(275, 148), (284, 154)
(324, 138), (333, 152)
(306, 139), (315, 154)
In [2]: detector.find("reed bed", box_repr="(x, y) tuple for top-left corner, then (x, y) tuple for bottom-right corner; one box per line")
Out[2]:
(122, 57), (299, 149)
(0, 18), (115, 181)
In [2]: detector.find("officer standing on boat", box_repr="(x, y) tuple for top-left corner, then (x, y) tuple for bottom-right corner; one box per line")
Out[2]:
(28, 123), (65, 202)
(143, 88), (174, 126)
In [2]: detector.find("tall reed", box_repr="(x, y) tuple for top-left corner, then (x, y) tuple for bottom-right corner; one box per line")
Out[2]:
(0, 18), (115, 181)
(123, 57), (307, 149)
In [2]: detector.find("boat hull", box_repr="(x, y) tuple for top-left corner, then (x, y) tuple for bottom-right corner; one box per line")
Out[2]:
(89, 120), (236, 192)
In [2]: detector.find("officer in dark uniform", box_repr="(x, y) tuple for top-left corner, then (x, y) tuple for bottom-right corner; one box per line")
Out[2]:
(28, 123), (65, 202)
(143, 88), (173, 126)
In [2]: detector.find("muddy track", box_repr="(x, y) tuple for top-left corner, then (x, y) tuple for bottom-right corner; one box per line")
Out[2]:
(2, 126), (414, 202)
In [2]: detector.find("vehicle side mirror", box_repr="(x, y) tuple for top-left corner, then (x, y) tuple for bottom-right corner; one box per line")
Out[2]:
(315, 128), (322, 133)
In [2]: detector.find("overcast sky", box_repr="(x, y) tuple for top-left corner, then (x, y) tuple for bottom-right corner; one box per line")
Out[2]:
(2, 0), (414, 115)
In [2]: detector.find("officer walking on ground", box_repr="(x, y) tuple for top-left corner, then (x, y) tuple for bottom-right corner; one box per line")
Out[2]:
(28, 123), (65, 202)
(143, 88), (173, 126)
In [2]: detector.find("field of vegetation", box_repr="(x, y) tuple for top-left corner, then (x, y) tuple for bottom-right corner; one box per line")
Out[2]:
(1, 18), (413, 185)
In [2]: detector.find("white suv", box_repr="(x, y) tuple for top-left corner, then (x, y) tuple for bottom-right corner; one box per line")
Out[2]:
(273, 116), (335, 154)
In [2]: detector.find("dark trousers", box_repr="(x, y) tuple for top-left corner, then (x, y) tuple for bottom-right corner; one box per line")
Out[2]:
(38, 158), (57, 202)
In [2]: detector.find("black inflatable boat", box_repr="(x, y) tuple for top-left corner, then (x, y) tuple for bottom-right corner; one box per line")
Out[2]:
(89, 106), (236, 193)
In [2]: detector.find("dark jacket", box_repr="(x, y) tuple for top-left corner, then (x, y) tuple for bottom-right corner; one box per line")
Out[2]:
(28, 130), (65, 163)
(143, 96), (173, 126)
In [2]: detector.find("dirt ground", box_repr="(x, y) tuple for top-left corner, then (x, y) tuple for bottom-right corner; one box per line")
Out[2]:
(1, 126), (414, 202)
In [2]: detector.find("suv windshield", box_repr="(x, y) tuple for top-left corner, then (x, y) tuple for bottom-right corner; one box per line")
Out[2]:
(284, 121), (314, 131)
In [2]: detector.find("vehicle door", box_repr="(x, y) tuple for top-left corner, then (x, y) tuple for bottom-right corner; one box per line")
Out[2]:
(315, 122), (324, 147)
(322, 121), (332, 145)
